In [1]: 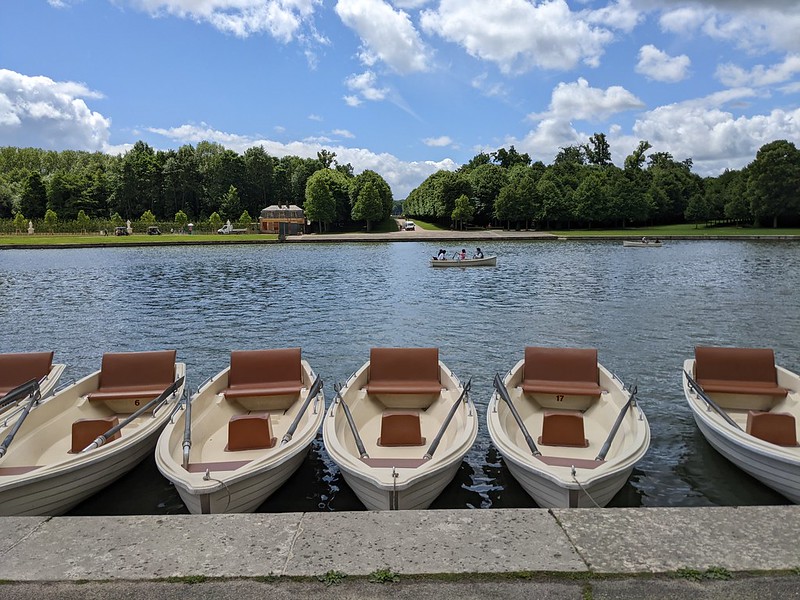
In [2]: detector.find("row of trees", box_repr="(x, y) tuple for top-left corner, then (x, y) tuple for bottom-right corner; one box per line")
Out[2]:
(404, 137), (800, 229)
(0, 143), (394, 231)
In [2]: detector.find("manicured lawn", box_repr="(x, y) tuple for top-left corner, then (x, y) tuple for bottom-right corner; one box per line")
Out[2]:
(408, 219), (446, 231)
(0, 233), (278, 246)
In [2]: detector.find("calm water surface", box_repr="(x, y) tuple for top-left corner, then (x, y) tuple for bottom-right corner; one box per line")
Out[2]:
(2, 240), (799, 513)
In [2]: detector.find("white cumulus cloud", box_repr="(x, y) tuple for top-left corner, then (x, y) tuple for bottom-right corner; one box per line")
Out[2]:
(344, 70), (389, 103)
(335, 0), (431, 73)
(0, 69), (113, 152)
(528, 78), (645, 122)
(420, 0), (615, 74)
(635, 45), (691, 82)
(123, 0), (321, 42)
(716, 54), (800, 87)
(423, 135), (453, 147)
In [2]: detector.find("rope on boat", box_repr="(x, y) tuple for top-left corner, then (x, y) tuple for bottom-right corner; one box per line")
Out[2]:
(202, 469), (232, 512)
(570, 466), (603, 509)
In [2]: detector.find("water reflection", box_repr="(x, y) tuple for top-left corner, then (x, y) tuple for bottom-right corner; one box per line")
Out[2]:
(1, 239), (799, 513)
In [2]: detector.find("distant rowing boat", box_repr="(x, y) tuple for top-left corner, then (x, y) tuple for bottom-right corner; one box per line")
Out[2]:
(430, 255), (497, 267)
(622, 240), (662, 248)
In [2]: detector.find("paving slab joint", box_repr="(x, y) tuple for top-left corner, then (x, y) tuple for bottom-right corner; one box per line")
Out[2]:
(282, 512), (307, 576)
(0, 517), (53, 558)
(547, 509), (593, 572)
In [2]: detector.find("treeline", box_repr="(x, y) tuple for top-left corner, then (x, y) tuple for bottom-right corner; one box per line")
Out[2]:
(404, 137), (800, 229)
(0, 142), (393, 231)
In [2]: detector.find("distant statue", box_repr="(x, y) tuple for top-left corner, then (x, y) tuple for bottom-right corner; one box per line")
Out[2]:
(27, 220), (34, 235)
(126, 219), (133, 235)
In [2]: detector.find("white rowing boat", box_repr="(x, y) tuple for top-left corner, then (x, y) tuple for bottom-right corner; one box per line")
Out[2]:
(683, 346), (800, 503)
(0, 350), (185, 516)
(156, 348), (324, 514)
(488, 347), (650, 508)
(622, 240), (662, 247)
(430, 255), (497, 267)
(0, 351), (66, 408)
(323, 347), (477, 510)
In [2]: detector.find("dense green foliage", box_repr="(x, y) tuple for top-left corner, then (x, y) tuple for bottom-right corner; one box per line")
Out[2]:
(0, 143), (392, 233)
(405, 139), (800, 229)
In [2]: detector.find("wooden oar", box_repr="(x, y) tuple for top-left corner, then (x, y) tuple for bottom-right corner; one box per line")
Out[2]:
(683, 369), (742, 430)
(333, 382), (369, 459)
(0, 381), (41, 458)
(595, 385), (637, 461)
(0, 378), (40, 412)
(493, 373), (541, 456)
(81, 376), (185, 452)
(281, 376), (323, 446)
(423, 378), (471, 460)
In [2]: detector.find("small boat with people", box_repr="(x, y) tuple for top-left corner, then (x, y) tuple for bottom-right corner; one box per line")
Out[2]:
(0, 350), (185, 516)
(155, 348), (324, 514)
(622, 238), (662, 247)
(430, 247), (497, 267)
(487, 346), (650, 508)
(1, 352), (67, 429)
(683, 346), (800, 503)
(322, 347), (477, 510)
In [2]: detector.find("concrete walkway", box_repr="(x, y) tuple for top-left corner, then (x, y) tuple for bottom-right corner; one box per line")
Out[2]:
(1, 506), (798, 598)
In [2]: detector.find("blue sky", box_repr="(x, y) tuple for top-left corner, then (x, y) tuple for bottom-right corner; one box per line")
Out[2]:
(1, 0), (799, 198)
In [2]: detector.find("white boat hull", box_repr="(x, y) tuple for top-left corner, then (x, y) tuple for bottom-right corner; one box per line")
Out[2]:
(487, 358), (650, 508)
(622, 241), (662, 247)
(430, 255), (497, 267)
(683, 359), (800, 503)
(0, 363), (185, 516)
(323, 360), (477, 510)
(156, 361), (324, 514)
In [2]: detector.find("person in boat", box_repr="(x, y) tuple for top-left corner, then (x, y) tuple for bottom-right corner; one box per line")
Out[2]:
(641, 236), (648, 244)
(457, 248), (467, 260)
(473, 247), (484, 259)
(436, 248), (447, 260)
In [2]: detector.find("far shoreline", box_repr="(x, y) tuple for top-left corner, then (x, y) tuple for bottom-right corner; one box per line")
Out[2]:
(2, 228), (800, 250)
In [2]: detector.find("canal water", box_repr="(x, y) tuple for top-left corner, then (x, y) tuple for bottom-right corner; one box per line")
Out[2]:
(2, 239), (799, 513)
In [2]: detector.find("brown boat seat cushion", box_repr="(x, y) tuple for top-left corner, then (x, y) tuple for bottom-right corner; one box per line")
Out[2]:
(746, 411), (798, 447)
(538, 410), (589, 447)
(378, 410), (426, 446)
(227, 413), (276, 451)
(71, 416), (121, 453)
(0, 351), (54, 397)
(521, 347), (602, 396)
(221, 348), (303, 400)
(87, 350), (177, 401)
(695, 347), (788, 397)
(366, 347), (441, 395)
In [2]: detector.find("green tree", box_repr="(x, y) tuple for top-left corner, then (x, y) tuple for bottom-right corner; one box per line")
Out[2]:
(174, 210), (189, 232)
(111, 212), (124, 227)
(76, 209), (91, 232)
(44, 208), (58, 232)
(140, 209), (156, 224)
(583, 133), (612, 166)
(220, 185), (242, 221)
(467, 163), (508, 225)
(304, 172), (337, 232)
(209, 211), (223, 232)
(13, 211), (27, 232)
(238, 210), (252, 229)
(684, 193), (710, 227)
(746, 140), (800, 227)
(350, 170), (392, 218)
(491, 145), (531, 169)
(451, 194), (475, 230)
(19, 172), (47, 219)
(351, 181), (383, 231)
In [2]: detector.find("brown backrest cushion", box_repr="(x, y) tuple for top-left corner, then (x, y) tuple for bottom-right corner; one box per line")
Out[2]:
(695, 346), (778, 385)
(369, 347), (440, 385)
(228, 348), (302, 388)
(98, 350), (176, 390)
(0, 351), (54, 393)
(524, 347), (598, 385)
(746, 411), (798, 447)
